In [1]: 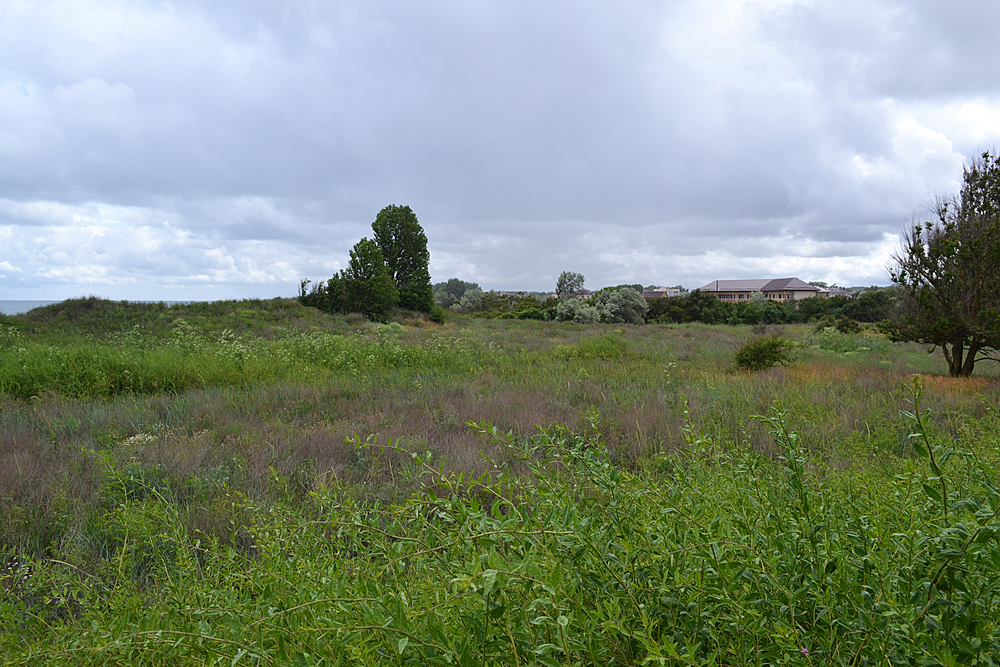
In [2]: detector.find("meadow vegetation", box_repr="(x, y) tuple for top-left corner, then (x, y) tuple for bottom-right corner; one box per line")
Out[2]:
(2, 298), (1000, 664)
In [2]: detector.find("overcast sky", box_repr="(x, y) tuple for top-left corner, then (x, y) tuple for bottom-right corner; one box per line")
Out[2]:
(2, 0), (999, 299)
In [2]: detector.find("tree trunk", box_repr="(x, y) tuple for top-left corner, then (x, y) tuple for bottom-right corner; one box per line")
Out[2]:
(948, 334), (965, 377)
(960, 340), (981, 376)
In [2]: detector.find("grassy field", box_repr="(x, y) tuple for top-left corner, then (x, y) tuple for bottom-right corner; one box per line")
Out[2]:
(2, 298), (1000, 665)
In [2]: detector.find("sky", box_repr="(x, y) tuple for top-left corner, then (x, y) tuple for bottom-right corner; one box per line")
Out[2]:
(2, 0), (999, 300)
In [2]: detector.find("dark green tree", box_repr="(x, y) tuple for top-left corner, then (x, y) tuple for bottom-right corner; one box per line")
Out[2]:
(885, 151), (1000, 376)
(842, 288), (898, 322)
(299, 275), (347, 314)
(344, 238), (398, 321)
(795, 295), (833, 322)
(372, 205), (434, 312)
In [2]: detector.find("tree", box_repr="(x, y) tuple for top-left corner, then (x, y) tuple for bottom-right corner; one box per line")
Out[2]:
(555, 271), (585, 299)
(841, 288), (897, 323)
(298, 275), (346, 314)
(432, 278), (480, 308)
(343, 238), (398, 321)
(594, 287), (648, 324)
(372, 205), (434, 312)
(886, 151), (1000, 376)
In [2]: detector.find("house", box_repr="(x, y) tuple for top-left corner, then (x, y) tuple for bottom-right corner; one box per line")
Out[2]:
(642, 286), (683, 299)
(825, 286), (854, 298)
(696, 278), (828, 303)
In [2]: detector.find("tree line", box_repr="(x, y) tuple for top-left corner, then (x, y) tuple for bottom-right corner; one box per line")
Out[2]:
(432, 271), (897, 327)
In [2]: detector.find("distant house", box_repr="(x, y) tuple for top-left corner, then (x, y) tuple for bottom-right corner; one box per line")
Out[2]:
(642, 287), (683, 299)
(696, 278), (828, 303)
(826, 286), (854, 298)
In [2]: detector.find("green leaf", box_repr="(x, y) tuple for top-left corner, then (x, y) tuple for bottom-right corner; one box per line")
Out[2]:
(922, 483), (941, 502)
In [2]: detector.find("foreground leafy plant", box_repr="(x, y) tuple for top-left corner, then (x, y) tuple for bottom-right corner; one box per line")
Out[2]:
(4, 379), (1000, 665)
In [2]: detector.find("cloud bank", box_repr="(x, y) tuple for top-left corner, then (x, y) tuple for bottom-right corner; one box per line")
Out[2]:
(1, 0), (998, 298)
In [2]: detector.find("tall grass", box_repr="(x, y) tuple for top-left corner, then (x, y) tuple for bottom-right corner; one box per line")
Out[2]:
(3, 301), (1000, 664)
(4, 379), (1000, 664)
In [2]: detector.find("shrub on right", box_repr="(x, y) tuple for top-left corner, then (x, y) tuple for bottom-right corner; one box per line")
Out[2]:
(734, 333), (795, 371)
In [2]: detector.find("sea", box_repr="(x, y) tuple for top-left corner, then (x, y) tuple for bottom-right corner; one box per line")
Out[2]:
(0, 300), (197, 315)
(0, 300), (60, 315)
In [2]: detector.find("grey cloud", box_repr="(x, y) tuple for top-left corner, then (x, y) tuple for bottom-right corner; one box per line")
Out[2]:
(0, 0), (997, 298)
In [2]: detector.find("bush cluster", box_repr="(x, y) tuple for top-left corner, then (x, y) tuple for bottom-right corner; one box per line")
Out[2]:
(451, 290), (553, 320)
(647, 287), (898, 327)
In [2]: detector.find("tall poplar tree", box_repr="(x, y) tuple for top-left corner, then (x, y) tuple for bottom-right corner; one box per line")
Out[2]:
(372, 205), (434, 312)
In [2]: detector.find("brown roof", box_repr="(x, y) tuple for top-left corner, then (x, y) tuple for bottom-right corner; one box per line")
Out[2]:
(697, 278), (820, 293)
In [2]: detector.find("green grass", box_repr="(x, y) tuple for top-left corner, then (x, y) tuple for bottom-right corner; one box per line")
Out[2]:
(2, 300), (1000, 664)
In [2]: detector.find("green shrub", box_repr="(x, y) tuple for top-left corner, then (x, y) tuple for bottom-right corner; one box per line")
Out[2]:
(428, 304), (447, 324)
(815, 313), (861, 333)
(555, 334), (631, 361)
(811, 326), (890, 354)
(375, 322), (406, 335)
(733, 333), (795, 370)
(593, 287), (649, 324)
(555, 297), (600, 324)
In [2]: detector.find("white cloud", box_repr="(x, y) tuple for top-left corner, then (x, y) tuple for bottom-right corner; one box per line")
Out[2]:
(0, 197), (343, 299)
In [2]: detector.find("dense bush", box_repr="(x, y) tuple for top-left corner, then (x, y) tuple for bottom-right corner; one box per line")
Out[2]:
(733, 333), (796, 370)
(432, 278), (480, 309)
(593, 287), (648, 324)
(648, 288), (898, 327)
(555, 297), (600, 324)
(815, 313), (861, 333)
(810, 326), (891, 354)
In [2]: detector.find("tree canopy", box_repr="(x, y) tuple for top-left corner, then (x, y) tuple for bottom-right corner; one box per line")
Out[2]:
(593, 287), (648, 324)
(343, 238), (398, 322)
(372, 205), (434, 312)
(432, 278), (481, 309)
(885, 151), (1000, 376)
(556, 271), (585, 299)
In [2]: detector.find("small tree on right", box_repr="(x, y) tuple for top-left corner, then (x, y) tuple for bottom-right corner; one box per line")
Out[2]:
(885, 151), (1000, 376)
